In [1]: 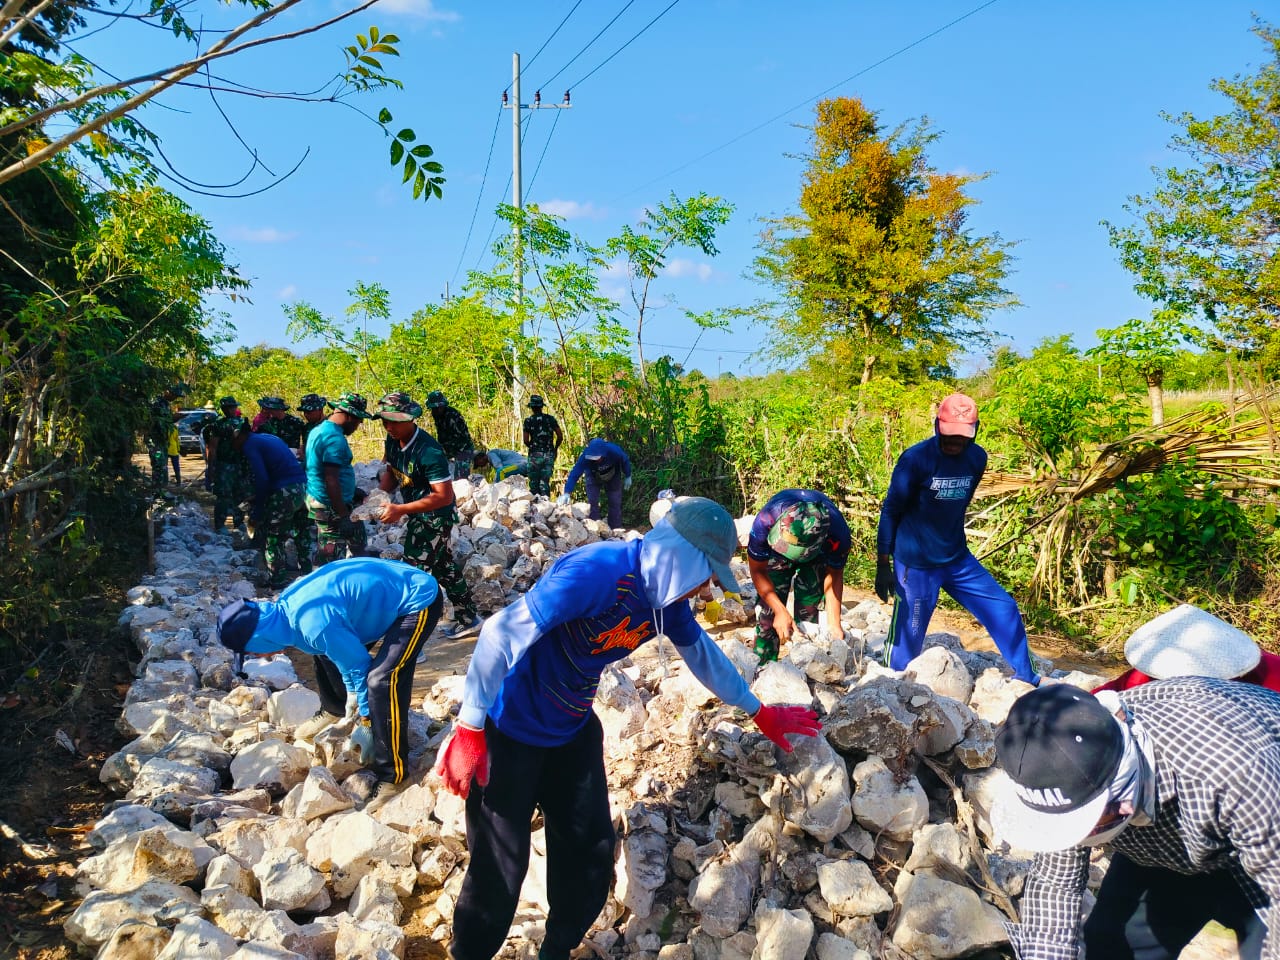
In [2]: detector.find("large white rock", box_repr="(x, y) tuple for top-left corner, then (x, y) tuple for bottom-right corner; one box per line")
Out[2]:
(816, 933), (872, 960)
(850, 756), (928, 841)
(252, 847), (327, 912)
(65, 880), (201, 948)
(279, 766), (354, 822)
(305, 811), (414, 898)
(226, 942), (307, 960)
(370, 782), (435, 840)
(205, 853), (257, 897)
(229, 739), (312, 793)
(615, 828), (668, 918)
(891, 871), (1008, 958)
(752, 901), (814, 960)
(241, 656), (298, 691)
(816, 859), (893, 917)
(905, 646), (975, 703)
(267, 686), (322, 730)
(750, 659), (814, 708)
(77, 825), (214, 893)
(349, 874), (404, 925)
(905, 822), (973, 876)
(127, 757), (221, 799)
(968, 669), (1035, 724)
(94, 919), (171, 960)
(87, 805), (173, 850)
(156, 916), (239, 960)
(335, 918), (406, 959)
(780, 731), (853, 842)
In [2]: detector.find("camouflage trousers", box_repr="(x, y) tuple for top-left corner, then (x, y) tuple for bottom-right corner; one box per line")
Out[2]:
(403, 512), (476, 621)
(147, 445), (168, 489)
(451, 447), (476, 481)
(527, 448), (556, 496)
(754, 558), (823, 663)
(213, 461), (248, 528)
(260, 483), (313, 583)
(306, 494), (368, 565)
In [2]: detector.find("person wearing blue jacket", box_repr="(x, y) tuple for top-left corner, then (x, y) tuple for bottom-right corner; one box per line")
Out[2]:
(215, 558), (443, 802)
(875, 393), (1039, 684)
(558, 438), (632, 528)
(232, 421), (311, 588)
(434, 497), (821, 960)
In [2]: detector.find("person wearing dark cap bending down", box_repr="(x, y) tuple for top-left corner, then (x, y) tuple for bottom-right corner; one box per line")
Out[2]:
(216, 557), (442, 804)
(558, 438), (632, 529)
(434, 497), (821, 960)
(994, 679), (1280, 960)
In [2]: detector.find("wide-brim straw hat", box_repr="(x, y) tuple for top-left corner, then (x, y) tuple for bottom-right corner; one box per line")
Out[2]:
(1123, 603), (1259, 680)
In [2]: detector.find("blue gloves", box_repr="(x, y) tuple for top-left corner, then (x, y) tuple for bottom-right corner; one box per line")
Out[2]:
(349, 717), (373, 763)
(623, 476), (633, 491)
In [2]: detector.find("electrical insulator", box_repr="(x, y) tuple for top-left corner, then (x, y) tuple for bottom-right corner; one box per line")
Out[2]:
(502, 91), (508, 105)
(564, 90), (571, 105)
(534, 90), (541, 106)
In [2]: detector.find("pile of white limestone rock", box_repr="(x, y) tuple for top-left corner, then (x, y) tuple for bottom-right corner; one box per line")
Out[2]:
(68, 470), (1108, 960)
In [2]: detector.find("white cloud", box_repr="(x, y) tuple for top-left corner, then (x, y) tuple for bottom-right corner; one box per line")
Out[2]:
(540, 199), (606, 221)
(664, 258), (714, 282)
(375, 0), (460, 21)
(277, 284), (297, 300)
(229, 225), (297, 244)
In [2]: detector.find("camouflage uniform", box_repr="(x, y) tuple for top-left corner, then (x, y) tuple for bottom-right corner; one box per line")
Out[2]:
(383, 428), (477, 621)
(146, 396), (177, 490)
(430, 405), (475, 480)
(523, 410), (561, 496)
(260, 483), (312, 583)
(209, 415), (251, 528)
(305, 393), (373, 564)
(259, 414), (304, 451)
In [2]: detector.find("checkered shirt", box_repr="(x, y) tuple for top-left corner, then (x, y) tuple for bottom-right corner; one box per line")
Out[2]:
(1007, 677), (1280, 960)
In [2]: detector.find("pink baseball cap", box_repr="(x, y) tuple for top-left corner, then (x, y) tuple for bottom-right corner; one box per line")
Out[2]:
(937, 393), (978, 437)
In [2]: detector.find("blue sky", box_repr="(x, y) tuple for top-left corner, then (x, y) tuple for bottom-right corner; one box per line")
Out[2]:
(80, 1), (1269, 376)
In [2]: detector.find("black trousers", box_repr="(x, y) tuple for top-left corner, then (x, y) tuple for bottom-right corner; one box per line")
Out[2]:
(1083, 852), (1264, 960)
(312, 594), (442, 783)
(449, 713), (616, 960)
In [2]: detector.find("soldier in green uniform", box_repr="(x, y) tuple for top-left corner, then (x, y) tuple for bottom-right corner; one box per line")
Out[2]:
(305, 391), (373, 564)
(375, 392), (481, 639)
(297, 394), (329, 460)
(145, 382), (188, 492)
(256, 396), (305, 451)
(231, 419), (311, 587)
(205, 397), (251, 532)
(522, 394), (563, 497)
(426, 390), (475, 480)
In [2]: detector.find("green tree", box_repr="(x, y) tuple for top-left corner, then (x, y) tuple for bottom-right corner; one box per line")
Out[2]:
(1106, 22), (1280, 366)
(1087, 309), (1198, 425)
(754, 96), (1017, 391)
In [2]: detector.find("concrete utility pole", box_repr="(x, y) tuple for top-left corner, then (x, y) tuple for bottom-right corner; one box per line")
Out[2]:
(502, 52), (571, 428)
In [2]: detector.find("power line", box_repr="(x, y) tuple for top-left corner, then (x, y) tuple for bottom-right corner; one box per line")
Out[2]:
(644, 340), (756, 355)
(450, 103), (504, 288)
(525, 107), (563, 197)
(613, 0), (1000, 202)
(518, 0), (585, 83)
(568, 0), (682, 90)
(537, 0), (640, 92)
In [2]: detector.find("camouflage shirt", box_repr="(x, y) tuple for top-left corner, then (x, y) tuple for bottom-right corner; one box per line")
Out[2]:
(148, 397), (176, 446)
(431, 405), (473, 458)
(383, 427), (456, 519)
(258, 414), (304, 450)
(523, 412), (562, 454)
(208, 415), (245, 463)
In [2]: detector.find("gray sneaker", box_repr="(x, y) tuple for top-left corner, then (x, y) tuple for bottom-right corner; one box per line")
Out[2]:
(444, 614), (482, 640)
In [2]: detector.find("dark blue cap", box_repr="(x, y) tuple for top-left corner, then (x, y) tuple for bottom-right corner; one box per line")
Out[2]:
(216, 599), (260, 654)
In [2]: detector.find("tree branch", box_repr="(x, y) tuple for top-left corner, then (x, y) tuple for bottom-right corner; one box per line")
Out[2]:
(0, 0), (55, 50)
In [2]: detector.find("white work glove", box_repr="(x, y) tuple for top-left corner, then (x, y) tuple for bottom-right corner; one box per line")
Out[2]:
(343, 692), (359, 722)
(623, 476), (632, 491)
(556, 493), (570, 506)
(349, 717), (373, 763)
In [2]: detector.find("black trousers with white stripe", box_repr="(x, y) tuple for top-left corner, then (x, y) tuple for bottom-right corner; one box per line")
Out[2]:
(313, 593), (443, 783)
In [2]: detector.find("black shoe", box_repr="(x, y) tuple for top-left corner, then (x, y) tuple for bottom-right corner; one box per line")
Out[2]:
(345, 769), (379, 804)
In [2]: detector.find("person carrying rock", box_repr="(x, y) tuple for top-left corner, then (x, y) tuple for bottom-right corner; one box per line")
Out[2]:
(215, 557), (444, 804)
(522, 394), (563, 497)
(435, 496), (821, 960)
(875, 392), (1039, 685)
(470, 448), (528, 483)
(558, 437), (632, 529)
(374, 392), (481, 640)
(296, 393), (329, 460)
(230, 419), (312, 588)
(747, 489), (850, 663)
(426, 390), (475, 480)
(255, 396), (305, 453)
(204, 396), (251, 534)
(994, 679), (1280, 960)
(305, 391), (373, 564)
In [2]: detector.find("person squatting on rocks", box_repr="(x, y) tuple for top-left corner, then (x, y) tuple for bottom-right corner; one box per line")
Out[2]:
(747, 489), (851, 663)
(559, 438), (632, 529)
(994, 679), (1280, 960)
(875, 392), (1040, 685)
(1092, 602), (1280, 694)
(255, 395), (305, 452)
(215, 557), (444, 805)
(231, 418), (312, 588)
(522, 394), (563, 497)
(145, 382), (187, 492)
(427, 390), (476, 481)
(204, 397), (251, 534)
(304, 391), (373, 564)
(374, 392), (481, 641)
(434, 496), (821, 960)
(296, 393), (329, 460)
(471, 448), (528, 484)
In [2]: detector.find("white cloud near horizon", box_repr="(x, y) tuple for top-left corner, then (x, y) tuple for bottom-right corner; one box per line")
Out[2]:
(540, 199), (606, 220)
(277, 284), (298, 300)
(664, 258), (714, 282)
(375, 0), (460, 21)
(229, 225), (297, 244)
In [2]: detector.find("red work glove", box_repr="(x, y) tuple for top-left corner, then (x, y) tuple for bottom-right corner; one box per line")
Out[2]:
(434, 721), (490, 798)
(752, 704), (821, 753)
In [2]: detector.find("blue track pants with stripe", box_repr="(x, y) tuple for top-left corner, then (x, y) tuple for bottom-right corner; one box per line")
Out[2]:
(884, 551), (1039, 684)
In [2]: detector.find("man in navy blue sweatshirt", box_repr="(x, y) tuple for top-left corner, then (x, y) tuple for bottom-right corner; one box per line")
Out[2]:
(558, 438), (632, 528)
(232, 421), (312, 588)
(875, 393), (1039, 684)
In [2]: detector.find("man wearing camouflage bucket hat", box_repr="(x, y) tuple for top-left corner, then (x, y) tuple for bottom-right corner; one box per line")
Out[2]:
(305, 391), (374, 565)
(255, 396), (305, 453)
(522, 394), (563, 497)
(375, 392), (481, 640)
(144, 381), (188, 493)
(204, 397), (252, 534)
(747, 489), (851, 662)
(296, 393), (329, 460)
(426, 390), (476, 480)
